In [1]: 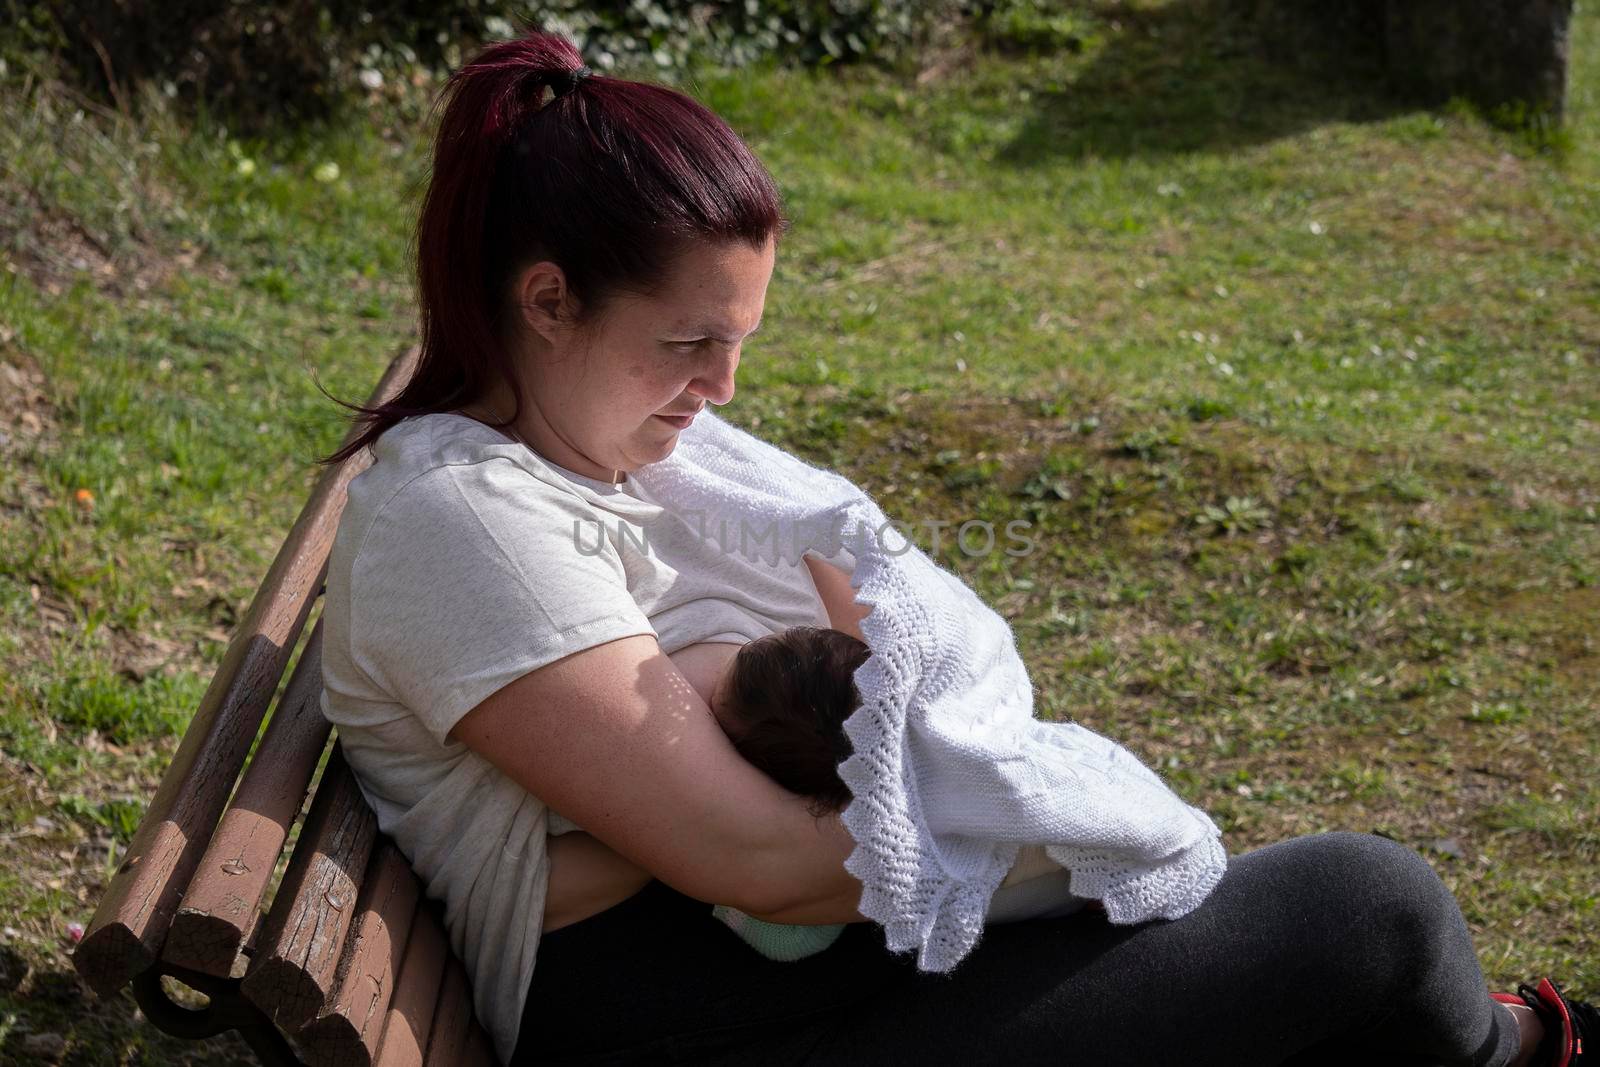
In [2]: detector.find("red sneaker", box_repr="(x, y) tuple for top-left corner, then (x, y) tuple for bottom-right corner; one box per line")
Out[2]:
(1492, 977), (1596, 1067)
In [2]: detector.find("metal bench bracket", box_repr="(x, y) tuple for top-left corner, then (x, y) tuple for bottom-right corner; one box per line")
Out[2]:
(131, 962), (305, 1067)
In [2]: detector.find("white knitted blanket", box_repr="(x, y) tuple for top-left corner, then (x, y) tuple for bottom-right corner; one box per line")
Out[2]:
(631, 410), (1228, 971)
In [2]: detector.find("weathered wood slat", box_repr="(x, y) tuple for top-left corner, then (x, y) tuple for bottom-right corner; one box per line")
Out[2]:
(72, 346), (420, 999)
(372, 908), (449, 1067)
(163, 623), (333, 977)
(462, 1019), (496, 1067)
(422, 955), (474, 1067)
(298, 840), (420, 1067)
(240, 744), (378, 1031)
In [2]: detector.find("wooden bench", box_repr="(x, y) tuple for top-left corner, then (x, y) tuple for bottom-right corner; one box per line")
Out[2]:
(72, 346), (498, 1066)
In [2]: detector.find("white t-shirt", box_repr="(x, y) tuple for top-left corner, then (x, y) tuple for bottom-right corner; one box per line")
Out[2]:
(319, 412), (840, 1063)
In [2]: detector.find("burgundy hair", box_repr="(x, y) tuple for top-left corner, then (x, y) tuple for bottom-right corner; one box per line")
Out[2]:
(320, 27), (790, 466)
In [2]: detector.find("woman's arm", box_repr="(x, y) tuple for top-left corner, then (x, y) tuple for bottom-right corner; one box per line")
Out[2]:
(449, 633), (867, 924)
(544, 831), (653, 932)
(803, 553), (870, 641)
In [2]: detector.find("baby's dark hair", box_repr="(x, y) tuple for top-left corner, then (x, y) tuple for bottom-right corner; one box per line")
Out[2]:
(720, 626), (871, 818)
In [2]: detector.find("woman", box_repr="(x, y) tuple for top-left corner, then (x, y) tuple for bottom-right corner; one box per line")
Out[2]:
(318, 27), (1593, 1067)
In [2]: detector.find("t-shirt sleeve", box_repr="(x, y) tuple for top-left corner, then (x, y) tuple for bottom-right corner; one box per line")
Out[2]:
(347, 459), (657, 746)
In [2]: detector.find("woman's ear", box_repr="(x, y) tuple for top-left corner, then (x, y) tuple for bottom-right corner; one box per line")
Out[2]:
(511, 260), (582, 344)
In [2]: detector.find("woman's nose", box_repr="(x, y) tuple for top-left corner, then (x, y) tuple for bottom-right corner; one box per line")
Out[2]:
(691, 346), (740, 406)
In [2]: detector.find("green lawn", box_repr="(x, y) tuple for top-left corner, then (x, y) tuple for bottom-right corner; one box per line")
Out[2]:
(1, 2), (1596, 1062)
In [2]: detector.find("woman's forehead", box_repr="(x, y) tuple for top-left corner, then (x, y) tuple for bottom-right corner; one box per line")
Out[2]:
(650, 238), (774, 330)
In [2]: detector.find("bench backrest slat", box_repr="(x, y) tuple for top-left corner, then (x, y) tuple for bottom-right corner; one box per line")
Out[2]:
(73, 347), (421, 998)
(241, 743), (378, 1031)
(298, 839), (421, 1067)
(372, 903), (449, 1067)
(164, 622), (333, 978)
(73, 347), (507, 1063)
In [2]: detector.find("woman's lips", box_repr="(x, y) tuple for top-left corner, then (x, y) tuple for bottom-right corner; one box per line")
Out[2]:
(656, 413), (695, 429)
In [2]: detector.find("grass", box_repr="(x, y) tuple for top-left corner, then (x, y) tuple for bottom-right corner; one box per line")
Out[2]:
(1, 0), (1597, 1061)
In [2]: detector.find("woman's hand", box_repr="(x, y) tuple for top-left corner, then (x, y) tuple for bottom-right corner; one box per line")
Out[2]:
(450, 633), (867, 924)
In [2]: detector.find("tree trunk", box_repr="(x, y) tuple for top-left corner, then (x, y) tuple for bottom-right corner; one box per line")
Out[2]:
(1384, 0), (1574, 119)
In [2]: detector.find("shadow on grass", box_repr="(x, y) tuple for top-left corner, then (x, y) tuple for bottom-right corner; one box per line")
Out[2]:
(0, 947), (254, 1067)
(995, 0), (1414, 164)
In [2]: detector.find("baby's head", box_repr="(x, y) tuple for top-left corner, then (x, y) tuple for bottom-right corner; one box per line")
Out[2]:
(709, 626), (871, 818)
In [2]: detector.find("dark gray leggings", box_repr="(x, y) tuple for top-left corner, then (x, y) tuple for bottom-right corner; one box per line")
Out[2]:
(514, 831), (1524, 1066)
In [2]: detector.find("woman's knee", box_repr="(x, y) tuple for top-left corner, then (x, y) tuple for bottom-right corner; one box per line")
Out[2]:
(1246, 832), (1458, 937)
(1319, 830), (1452, 900)
(1283, 832), (1494, 1050)
(1282, 831), (1464, 961)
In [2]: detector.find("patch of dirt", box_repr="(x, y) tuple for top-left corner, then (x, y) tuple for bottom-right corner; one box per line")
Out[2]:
(0, 189), (225, 300)
(0, 343), (76, 669)
(0, 86), (229, 302)
(912, 12), (983, 87)
(811, 220), (965, 294)
(1489, 585), (1600, 688)
(107, 627), (190, 683)
(0, 343), (56, 513)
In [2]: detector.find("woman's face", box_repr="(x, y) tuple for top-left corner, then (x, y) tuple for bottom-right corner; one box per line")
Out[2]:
(508, 235), (776, 481)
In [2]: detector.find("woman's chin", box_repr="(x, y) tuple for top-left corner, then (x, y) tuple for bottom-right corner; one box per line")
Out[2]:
(635, 427), (681, 461)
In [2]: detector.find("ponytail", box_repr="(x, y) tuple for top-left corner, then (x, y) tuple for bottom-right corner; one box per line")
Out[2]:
(320, 28), (788, 466)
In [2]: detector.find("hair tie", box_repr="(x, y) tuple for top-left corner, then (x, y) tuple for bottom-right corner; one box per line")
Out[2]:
(550, 65), (593, 100)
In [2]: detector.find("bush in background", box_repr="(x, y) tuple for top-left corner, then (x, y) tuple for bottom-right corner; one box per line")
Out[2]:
(0, 0), (979, 130)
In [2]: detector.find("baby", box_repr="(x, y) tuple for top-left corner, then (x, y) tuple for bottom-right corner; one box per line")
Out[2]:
(704, 624), (866, 818)
(702, 625), (1100, 957)
(544, 620), (1098, 960)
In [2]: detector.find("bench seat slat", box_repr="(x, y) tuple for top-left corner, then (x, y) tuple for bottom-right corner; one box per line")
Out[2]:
(240, 744), (378, 1032)
(164, 624), (333, 978)
(298, 840), (420, 1067)
(373, 906), (449, 1067)
(462, 1019), (497, 1066)
(422, 955), (474, 1067)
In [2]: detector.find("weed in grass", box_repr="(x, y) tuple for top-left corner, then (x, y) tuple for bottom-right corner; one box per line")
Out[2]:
(1194, 495), (1272, 537)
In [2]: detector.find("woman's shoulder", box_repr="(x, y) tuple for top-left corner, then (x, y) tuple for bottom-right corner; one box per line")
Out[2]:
(367, 412), (537, 485)
(332, 413), (625, 579)
(349, 413), (592, 519)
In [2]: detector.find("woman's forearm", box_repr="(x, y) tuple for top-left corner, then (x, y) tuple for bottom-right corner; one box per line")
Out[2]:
(746, 877), (866, 925)
(457, 633), (867, 925)
(736, 804), (870, 925)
